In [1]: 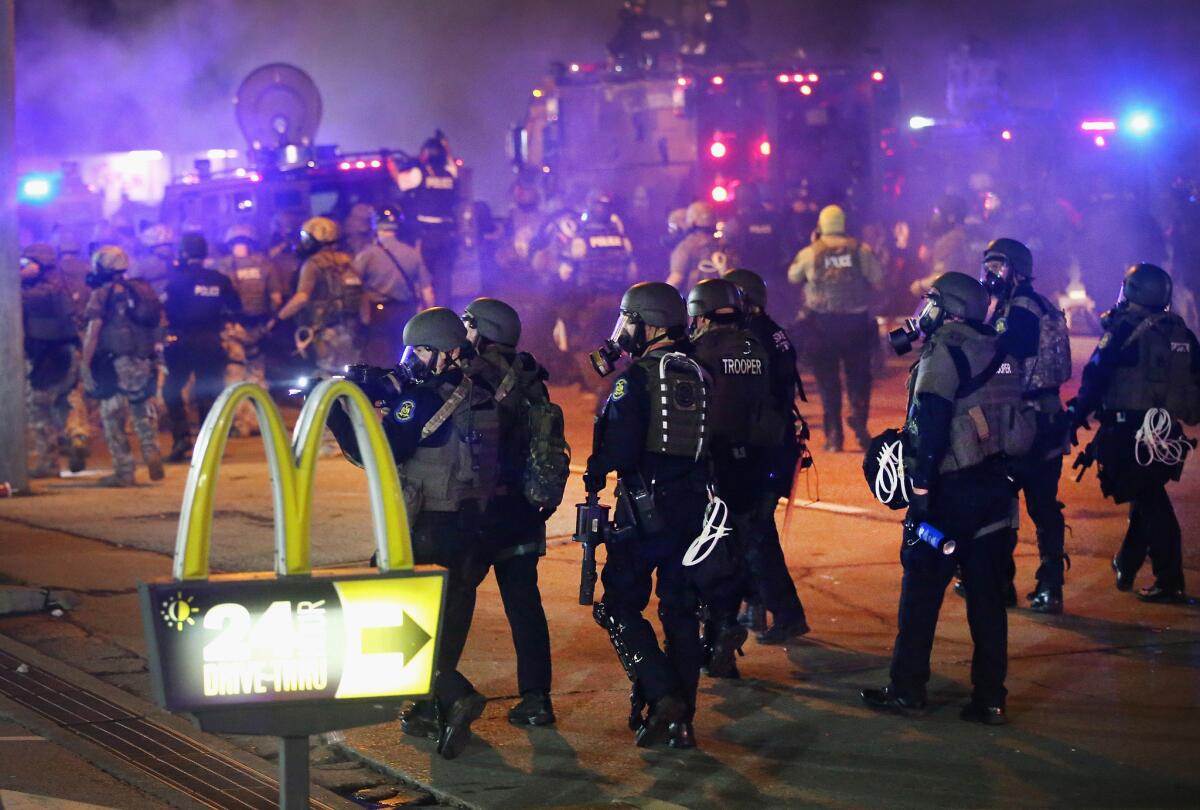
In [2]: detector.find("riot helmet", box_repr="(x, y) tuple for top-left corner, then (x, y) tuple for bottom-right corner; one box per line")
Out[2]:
(20, 243), (56, 283)
(817, 204), (846, 236)
(400, 307), (469, 382)
(980, 237), (1032, 298)
(1119, 263), (1172, 311)
(724, 268), (767, 311)
(87, 246), (130, 288)
(300, 216), (338, 254)
(420, 134), (448, 165)
(224, 224), (259, 259)
(591, 282), (687, 375)
(373, 206), (401, 234)
(685, 201), (716, 231)
(687, 275), (742, 320)
(925, 271), (989, 329)
(462, 297), (522, 348)
(584, 190), (614, 224)
(179, 232), (209, 264)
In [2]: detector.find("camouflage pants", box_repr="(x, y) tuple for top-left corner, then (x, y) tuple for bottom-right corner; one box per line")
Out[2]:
(66, 382), (96, 444)
(99, 356), (161, 480)
(222, 322), (268, 436)
(25, 349), (80, 474)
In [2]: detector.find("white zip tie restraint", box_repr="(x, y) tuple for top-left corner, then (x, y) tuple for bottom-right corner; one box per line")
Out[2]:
(873, 439), (910, 507)
(1135, 408), (1193, 467)
(684, 488), (730, 567)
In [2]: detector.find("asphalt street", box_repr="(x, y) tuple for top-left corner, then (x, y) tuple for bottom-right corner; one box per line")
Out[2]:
(0, 341), (1197, 808)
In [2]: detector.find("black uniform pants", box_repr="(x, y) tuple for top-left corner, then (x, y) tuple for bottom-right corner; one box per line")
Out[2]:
(739, 491), (807, 622)
(599, 486), (706, 720)
(1119, 484), (1185, 592)
(888, 464), (1014, 708)
(1006, 451), (1067, 590)
(804, 311), (874, 444)
(163, 334), (226, 443)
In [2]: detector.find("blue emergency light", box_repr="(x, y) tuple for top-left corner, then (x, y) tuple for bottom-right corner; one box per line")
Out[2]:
(18, 172), (60, 204)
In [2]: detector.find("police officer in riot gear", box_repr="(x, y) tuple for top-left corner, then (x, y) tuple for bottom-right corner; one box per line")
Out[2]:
(585, 282), (710, 749)
(21, 244), (81, 478)
(459, 298), (558, 726)
(163, 233), (241, 462)
(667, 201), (728, 291)
(80, 246), (166, 486)
(131, 224), (174, 297)
(219, 225), (281, 437)
(789, 204), (884, 452)
(328, 307), (500, 759)
(355, 207), (435, 368)
(862, 272), (1034, 725)
(977, 238), (1072, 613)
(1069, 263), (1200, 603)
(390, 134), (460, 306)
(563, 191), (637, 388)
(273, 217), (363, 380)
(607, 0), (676, 72)
(723, 269), (812, 642)
(687, 278), (793, 675)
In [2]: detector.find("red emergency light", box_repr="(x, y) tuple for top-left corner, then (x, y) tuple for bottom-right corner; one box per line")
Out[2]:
(711, 75), (725, 86)
(1094, 135), (1108, 148)
(791, 73), (804, 83)
(370, 159), (382, 168)
(677, 76), (691, 87)
(758, 140), (772, 156)
(800, 84), (813, 96)
(1001, 130), (1013, 141)
(1081, 120), (1117, 132)
(709, 141), (728, 159)
(807, 73), (820, 83)
(871, 70), (885, 82)
(338, 162), (351, 170)
(777, 73), (791, 84)
(711, 185), (729, 203)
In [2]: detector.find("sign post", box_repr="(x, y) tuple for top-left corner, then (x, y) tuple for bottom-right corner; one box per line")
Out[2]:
(139, 381), (443, 809)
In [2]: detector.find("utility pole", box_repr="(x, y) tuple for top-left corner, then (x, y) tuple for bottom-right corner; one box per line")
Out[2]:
(0, 0), (28, 494)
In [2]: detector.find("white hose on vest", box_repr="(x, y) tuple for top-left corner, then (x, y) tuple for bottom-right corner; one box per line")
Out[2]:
(684, 490), (730, 567)
(874, 439), (910, 506)
(1135, 408), (1192, 467)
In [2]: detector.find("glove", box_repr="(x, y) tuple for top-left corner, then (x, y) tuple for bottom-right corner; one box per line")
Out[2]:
(538, 506), (557, 523)
(1064, 398), (1090, 447)
(582, 468), (606, 496)
(906, 489), (931, 527)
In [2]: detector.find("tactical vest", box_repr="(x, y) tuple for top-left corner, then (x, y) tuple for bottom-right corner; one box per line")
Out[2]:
(1103, 310), (1200, 424)
(400, 377), (501, 514)
(907, 322), (1036, 473)
(98, 280), (159, 359)
(414, 167), (458, 229)
(22, 280), (78, 344)
(635, 349), (708, 460)
(691, 326), (782, 450)
(304, 250), (362, 328)
(808, 237), (871, 313)
(222, 254), (271, 318)
(1003, 291), (1072, 395)
(574, 222), (632, 293)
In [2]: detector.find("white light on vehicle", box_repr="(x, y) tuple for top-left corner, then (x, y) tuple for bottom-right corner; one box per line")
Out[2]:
(909, 116), (936, 130)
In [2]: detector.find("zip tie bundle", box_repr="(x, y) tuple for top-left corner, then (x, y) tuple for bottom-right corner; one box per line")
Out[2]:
(1135, 408), (1193, 467)
(873, 439), (910, 507)
(684, 490), (731, 567)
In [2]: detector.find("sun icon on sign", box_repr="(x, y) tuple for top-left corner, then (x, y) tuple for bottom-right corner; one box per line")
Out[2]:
(161, 592), (200, 632)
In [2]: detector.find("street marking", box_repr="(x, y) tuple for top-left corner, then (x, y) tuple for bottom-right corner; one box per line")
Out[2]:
(784, 499), (869, 516)
(0, 736), (47, 742)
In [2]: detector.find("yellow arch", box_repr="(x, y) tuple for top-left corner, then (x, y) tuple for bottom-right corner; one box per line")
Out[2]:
(173, 380), (412, 581)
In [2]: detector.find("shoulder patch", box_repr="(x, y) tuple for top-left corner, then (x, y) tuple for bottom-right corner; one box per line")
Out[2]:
(394, 400), (416, 422)
(995, 317), (1007, 333)
(1098, 332), (1111, 349)
(611, 378), (628, 401)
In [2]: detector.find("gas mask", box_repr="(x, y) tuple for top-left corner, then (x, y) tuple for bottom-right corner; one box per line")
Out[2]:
(590, 310), (644, 377)
(85, 269), (116, 289)
(398, 345), (438, 384)
(888, 295), (944, 355)
(980, 258), (1011, 298)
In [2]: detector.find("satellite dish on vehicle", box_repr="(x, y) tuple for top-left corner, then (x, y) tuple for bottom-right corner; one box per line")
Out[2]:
(234, 63), (323, 151)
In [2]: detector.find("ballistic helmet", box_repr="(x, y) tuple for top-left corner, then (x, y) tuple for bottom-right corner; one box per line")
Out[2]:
(620, 282), (687, 329)
(463, 297), (522, 347)
(983, 237), (1033, 280)
(179, 232), (209, 261)
(930, 271), (989, 322)
(687, 277), (743, 317)
(818, 204), (846, 236)
(685, 201), (715, 230)
(585, 190), (614, 223)
(1121, 263), (1172, 311)
(91, 245), (130, 274)
(724, 268), (767, 310)
(21, 243), (56, 269)
(301, 216), (338, 245)
(373, 206), (401, 232)
(403, 307), (469, 352)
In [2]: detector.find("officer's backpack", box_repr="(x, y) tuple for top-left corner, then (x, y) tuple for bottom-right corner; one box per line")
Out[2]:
(1017, 293), (1072, 391)
(521, 375), (571, 509)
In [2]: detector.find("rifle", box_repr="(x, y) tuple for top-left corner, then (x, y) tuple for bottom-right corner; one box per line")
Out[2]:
(1072, 439), (1097, 482)
(573, 494), (611, 606)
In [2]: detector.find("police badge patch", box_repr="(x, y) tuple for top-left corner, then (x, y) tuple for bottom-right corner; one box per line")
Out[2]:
(611, 378), (628, 401)
(395, 400), (416, 422)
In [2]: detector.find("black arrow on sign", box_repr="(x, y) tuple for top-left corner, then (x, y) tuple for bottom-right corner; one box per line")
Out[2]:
(360, 612), (432, 665)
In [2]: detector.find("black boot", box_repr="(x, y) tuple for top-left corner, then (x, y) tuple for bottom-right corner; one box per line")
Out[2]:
(1028, 587), (1063, 615)
(400, 699), (439, 740)
(667, 721), (696, 749)
(636, 694), (685, 747)
(437, 690), (488, 760)
(166, 438), (191, 464)
(704, 623), (747, 679)
(738, 602), (767, 633)
(507, 690), (556, 727)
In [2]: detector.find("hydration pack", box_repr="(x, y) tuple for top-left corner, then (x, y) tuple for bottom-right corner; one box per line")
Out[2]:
(1014, 292), (1072, 392)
